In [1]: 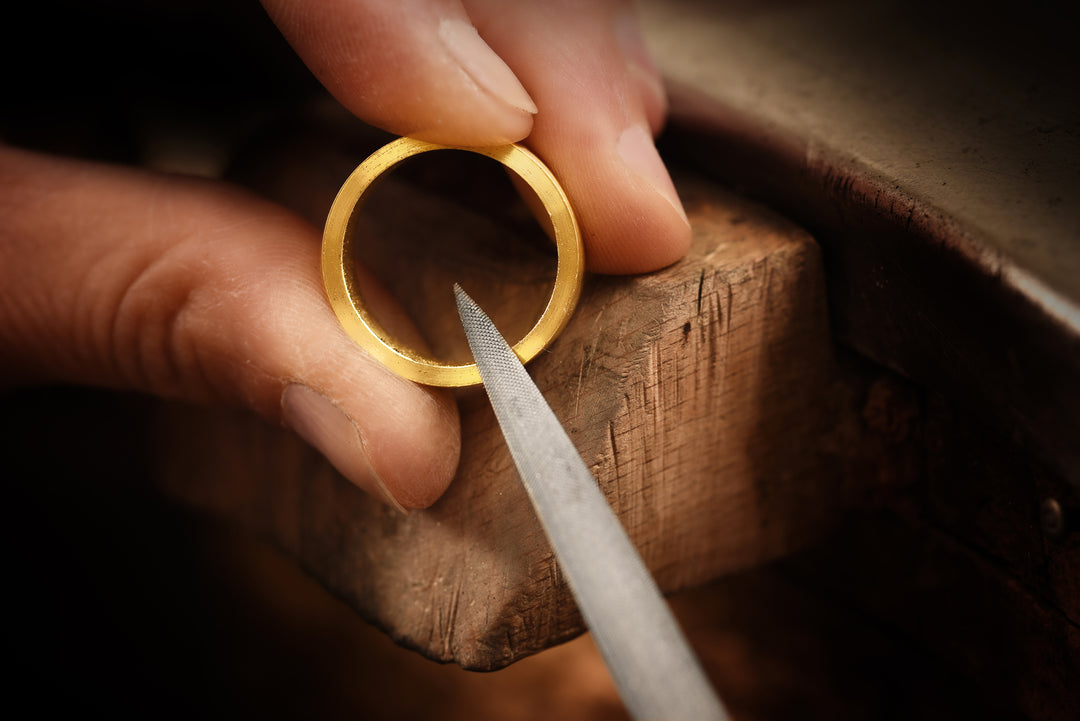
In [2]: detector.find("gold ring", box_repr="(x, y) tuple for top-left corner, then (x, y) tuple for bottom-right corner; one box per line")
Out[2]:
(322, 136), (584, 387)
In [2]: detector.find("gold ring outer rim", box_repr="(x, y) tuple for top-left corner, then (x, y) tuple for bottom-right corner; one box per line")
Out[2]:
(321, 136), (584, 387)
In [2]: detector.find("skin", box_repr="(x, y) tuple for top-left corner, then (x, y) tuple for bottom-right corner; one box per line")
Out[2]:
(0, 0), (689, 509)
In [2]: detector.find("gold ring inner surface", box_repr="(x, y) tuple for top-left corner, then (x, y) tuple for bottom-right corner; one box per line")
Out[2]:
(321, 137), (584, 387)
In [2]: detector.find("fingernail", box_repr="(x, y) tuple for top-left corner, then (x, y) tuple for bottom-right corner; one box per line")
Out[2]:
(439, 18), (538, 115)
(617, 125), (689, 226)
(281, 384), (406, 513)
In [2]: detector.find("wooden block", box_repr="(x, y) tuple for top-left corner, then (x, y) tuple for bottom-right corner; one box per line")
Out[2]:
(152, 152), (860, 670)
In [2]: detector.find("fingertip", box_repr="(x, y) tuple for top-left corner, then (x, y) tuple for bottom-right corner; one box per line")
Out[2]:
(616, 125), (688, 228)
(281, 370), (460, 511)
(582, 187), (692, 275)
(264, 0), (536, 148)
(438, 18), (537, 116)
(458, 1), (686, 274)
(556, 125), (692, 275)
(405, 18), (538, 146)
(281, 383), (406, 513)
(405, 100), (534, 148)
(357, 378), (461, 509)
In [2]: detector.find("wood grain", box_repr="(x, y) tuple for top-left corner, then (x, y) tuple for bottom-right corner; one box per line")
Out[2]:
(152, 153), (861, 669)
(642, 0), (1080, 491)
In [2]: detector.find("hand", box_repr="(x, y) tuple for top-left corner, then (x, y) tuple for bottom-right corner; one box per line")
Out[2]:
(0, 0), (687, 509)
(263, 0), (690, 274)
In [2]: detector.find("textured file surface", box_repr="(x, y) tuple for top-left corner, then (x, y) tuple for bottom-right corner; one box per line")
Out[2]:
(455, 285), (726, 721)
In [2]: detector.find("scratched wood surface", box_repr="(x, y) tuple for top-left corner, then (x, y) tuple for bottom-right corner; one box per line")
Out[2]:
(150, 137), (863, 669)
(635, 2), (1080, 714)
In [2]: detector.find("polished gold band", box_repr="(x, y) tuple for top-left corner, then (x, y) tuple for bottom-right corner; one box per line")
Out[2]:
(322, 137), (584, 387)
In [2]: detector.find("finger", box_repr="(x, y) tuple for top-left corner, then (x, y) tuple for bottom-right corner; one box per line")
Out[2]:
(467, 0), (690, 274)
(261, 0), (537, 146)
(613, 6), (668, 136)
(0, 146), (459, 510)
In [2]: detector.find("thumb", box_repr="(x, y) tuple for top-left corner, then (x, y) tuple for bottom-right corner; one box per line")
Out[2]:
(0, 146), (459, 510)
(262, 0), (537, 146)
